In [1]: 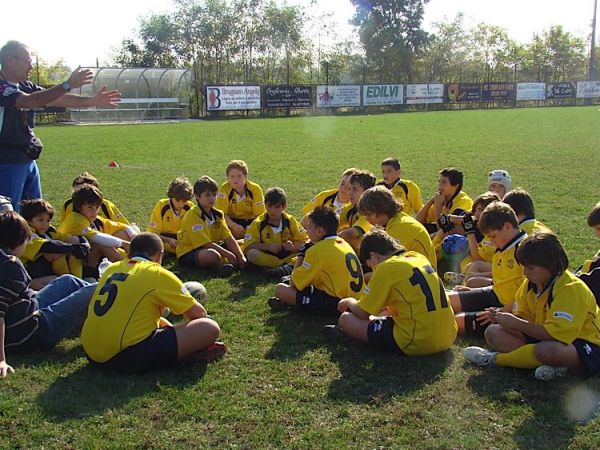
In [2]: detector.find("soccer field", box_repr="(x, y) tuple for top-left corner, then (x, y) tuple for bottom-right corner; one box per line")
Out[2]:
(2, 107), (600, 448)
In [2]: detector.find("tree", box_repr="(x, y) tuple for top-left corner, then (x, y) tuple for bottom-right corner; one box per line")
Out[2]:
(32, 59), (71, 86)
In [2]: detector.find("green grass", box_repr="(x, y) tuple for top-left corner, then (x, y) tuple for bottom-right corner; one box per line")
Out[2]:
(2, 107), (600, 448)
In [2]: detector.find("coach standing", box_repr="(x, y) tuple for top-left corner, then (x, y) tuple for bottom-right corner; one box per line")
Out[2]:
(0, 40), (121, 211)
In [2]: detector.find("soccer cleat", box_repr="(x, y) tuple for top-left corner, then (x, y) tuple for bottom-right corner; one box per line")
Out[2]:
(217, 263), (235, 278)
(444, 271), (465, 285)
(463, 346), (496, 367)
(191, 342), (227, 363)
(534, 365), (567, 381)
(268, 297), (289, 312)
(263, 263), (294, 278)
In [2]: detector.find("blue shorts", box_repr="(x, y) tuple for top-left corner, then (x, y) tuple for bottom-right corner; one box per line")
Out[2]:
(573, 339), (600, 376)
(367, 317), (405, 355)
(295, 285), (340, 316)
(94, 326), (178, 373)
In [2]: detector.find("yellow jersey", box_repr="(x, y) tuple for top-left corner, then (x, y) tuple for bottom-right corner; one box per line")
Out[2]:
(377, 178), (423, 216)
(519, 217), (551, 235)
(385, 212), (437, 269)
(425, 190), (473, 223)
(302, 188), (348, 216)
(292, 236), (364, 299)
(338, 203), (372, 235)
(492, 231), (527, 305)
(20, 226), (66, 263)
(60, 197), (129, 225)
(215, 180), (266, 220)
(147, 198), (194, 236)
(357, 252), (457, 355)
(176, 206), (233, 258)
(579, 250), (600, 275)
(57, 211), (127, 241)
(243, 211), (307, 252)
(514, 271), (600, 346)
(81, 257), (197, 363)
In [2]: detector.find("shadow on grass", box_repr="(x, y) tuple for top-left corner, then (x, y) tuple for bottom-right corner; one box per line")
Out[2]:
(227, 271), (273, 302)
(467, 369), (600, 448)
(36, 360), (208, 421)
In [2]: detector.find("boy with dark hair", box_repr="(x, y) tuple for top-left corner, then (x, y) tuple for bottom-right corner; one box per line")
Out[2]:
(0, 211), (96, 377)
(269, 206), (364, 315)
(81, 233), (225, 373)
(215, 160), (266, 240)
(576, 202), (600, 304)
(378, 157), (423, 216)
(330, 228), (456, 355)
(357, 186), (436, 268)
(338, 170), (376, 252)
(244, 187), (307, 278)
(448, 201), (527, 336)
(177, 176), (246, 276)
(20, 199), (90, 288)
(147, 176), (194, 254)
(464, 232), (600, 381)
(60, 171), (130, 225)
(416, 167), (473, 234)
(502, 188), (551, 234)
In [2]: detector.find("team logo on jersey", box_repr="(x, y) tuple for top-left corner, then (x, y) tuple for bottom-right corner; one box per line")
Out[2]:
(364, 287), (371, 295)
(301, 261), (311, 269)
(192, 224), (204, 232)
(217, 193), (225, 199)
(82, 227), (91, 234)
(148, 221), (157, 228)
(244, 233), (252, 240)
(181, 285), (190, 295)
(553, 311), (573, 321)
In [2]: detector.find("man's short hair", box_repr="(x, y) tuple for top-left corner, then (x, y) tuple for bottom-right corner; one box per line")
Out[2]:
(264, 187), (287, 207)
(515, 232), (569, 276)
(381, 157), (401, 171)
(20, 199), (54, 221)
(359, 227), (404, 264)
(130, 232), (164, 259)
(472, 191), (501, 214)
(503, 188), (534, 218)
(167, 177), (193, 201)
(0, 211), (32, 249)
(358, 186), (403, 217)
(308, 206), (338, 236)
(587, 202), (600, 227)
(72, 172), (99, 188)
(478, 201), (519, 234)
(440, 167), (463, 189)
(194, 176), (218, 196)
(72, 184), (104, 212)
(226, 160), (248, 176)
(0, 41), (28, 65)
(349, 170), (377, 191)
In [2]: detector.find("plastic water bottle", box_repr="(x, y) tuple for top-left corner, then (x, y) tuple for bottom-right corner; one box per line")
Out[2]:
(98, 258), (112, 277)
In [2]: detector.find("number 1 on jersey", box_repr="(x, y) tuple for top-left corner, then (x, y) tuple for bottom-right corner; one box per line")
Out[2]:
(409, 266), (448, 312)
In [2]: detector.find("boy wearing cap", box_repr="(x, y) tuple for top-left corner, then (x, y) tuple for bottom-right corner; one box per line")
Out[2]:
(487, 169), (511, 198)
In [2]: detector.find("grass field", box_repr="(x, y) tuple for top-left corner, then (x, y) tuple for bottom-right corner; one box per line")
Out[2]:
(1, 106), (600, 448)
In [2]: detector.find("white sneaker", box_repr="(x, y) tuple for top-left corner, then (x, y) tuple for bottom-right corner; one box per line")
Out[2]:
(534, 365), (567, 381)
(463, 346), (496, 366)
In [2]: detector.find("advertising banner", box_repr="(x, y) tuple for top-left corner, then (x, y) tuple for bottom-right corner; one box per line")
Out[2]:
(447, 83), (481, 102)
(264, 85), (312, 108)
(576, 81), (600, 98)
(206, 85), (261, 110)
(363, 84), (404, 106)
(406, 84), (444, 104)
(546, 82), (576, 99)
(316, 85), (361, 107)
(516, 82), (546, 101)
(481, 83), (515, 101)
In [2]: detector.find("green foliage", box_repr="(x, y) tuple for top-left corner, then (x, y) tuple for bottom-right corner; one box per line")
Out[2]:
(31, 58), (71, 87)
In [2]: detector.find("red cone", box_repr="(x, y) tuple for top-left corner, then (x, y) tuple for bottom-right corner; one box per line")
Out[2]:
(108, 160), (119, 168)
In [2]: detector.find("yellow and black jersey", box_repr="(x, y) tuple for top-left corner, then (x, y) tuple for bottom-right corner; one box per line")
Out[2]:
(338, 203), (372, 235)
(292, 236), (364, 299)
(357, 252), (457, 355)
(514, 270), (600, 346)
(385, 212), (437, 269)
(20, 226), (66, 263)
(302, 188), (348, 216)
(492, 231), (528, 305)
(215, 180), (266, 220)
(60, 197), (129, 225)
(147, 198), (194, 236)
(243, 211), (307, 252)
(176, 205), (232, 258)
(57, 211), (127, 241)
(425, 190), (473, 223)
(81, 257), (197, 363)
(377, 178), (423, 216)
(519, 217), (552, 235)
(579, 250), (600, 275)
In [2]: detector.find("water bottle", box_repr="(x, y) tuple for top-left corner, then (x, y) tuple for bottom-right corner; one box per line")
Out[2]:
(98, 258), (112, 277)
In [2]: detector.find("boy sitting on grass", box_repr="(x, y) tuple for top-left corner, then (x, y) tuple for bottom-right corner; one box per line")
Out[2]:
(487, 169), (511, 198)
(377, 157), (423, 216)
(464, 232), (600, 381)
(147, 176), (194, 254)
(329, 228), (457, 355)
(357, 185), (436, 269)
(244, 187), (307, 278)
(177, 176), (246, 277)
(1, 211), (96, 378)
(269, 206), (364, 316)
(215, 160), (266, 240)
(502, 188), (551, 234)
(448, 202), (527, 337)
(337, 170), (376, 252)
(577, 202), (600, 304)
(82, 233), (225, 373)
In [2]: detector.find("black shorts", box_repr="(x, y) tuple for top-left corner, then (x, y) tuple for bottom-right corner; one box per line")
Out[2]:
(295, 285), (340, 316)
(458, 286), (502, 312)
(26, 257), (54, 278)
(367, 317), (405, 355)
(93, 326), (178, 373)
(231, 218), (253, 229)
(178, 249), (201, 267)
(161, 232), (177, 239)
(573, 339), (600, 376)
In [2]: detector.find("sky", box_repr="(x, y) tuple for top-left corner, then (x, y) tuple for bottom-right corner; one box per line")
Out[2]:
(1, 0), (598, 69)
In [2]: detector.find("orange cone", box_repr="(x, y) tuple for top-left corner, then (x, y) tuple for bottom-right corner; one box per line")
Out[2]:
(108, 160), (119, 168)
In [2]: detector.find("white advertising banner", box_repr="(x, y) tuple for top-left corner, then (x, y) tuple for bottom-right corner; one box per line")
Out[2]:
(317, 85), (361, 107)
(576, 81), (600, 98)
(363, 84), (404, 106)
(516, 82), (546, 100)
(206, 85), (261, 110)
(406, 84), (444, 104)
